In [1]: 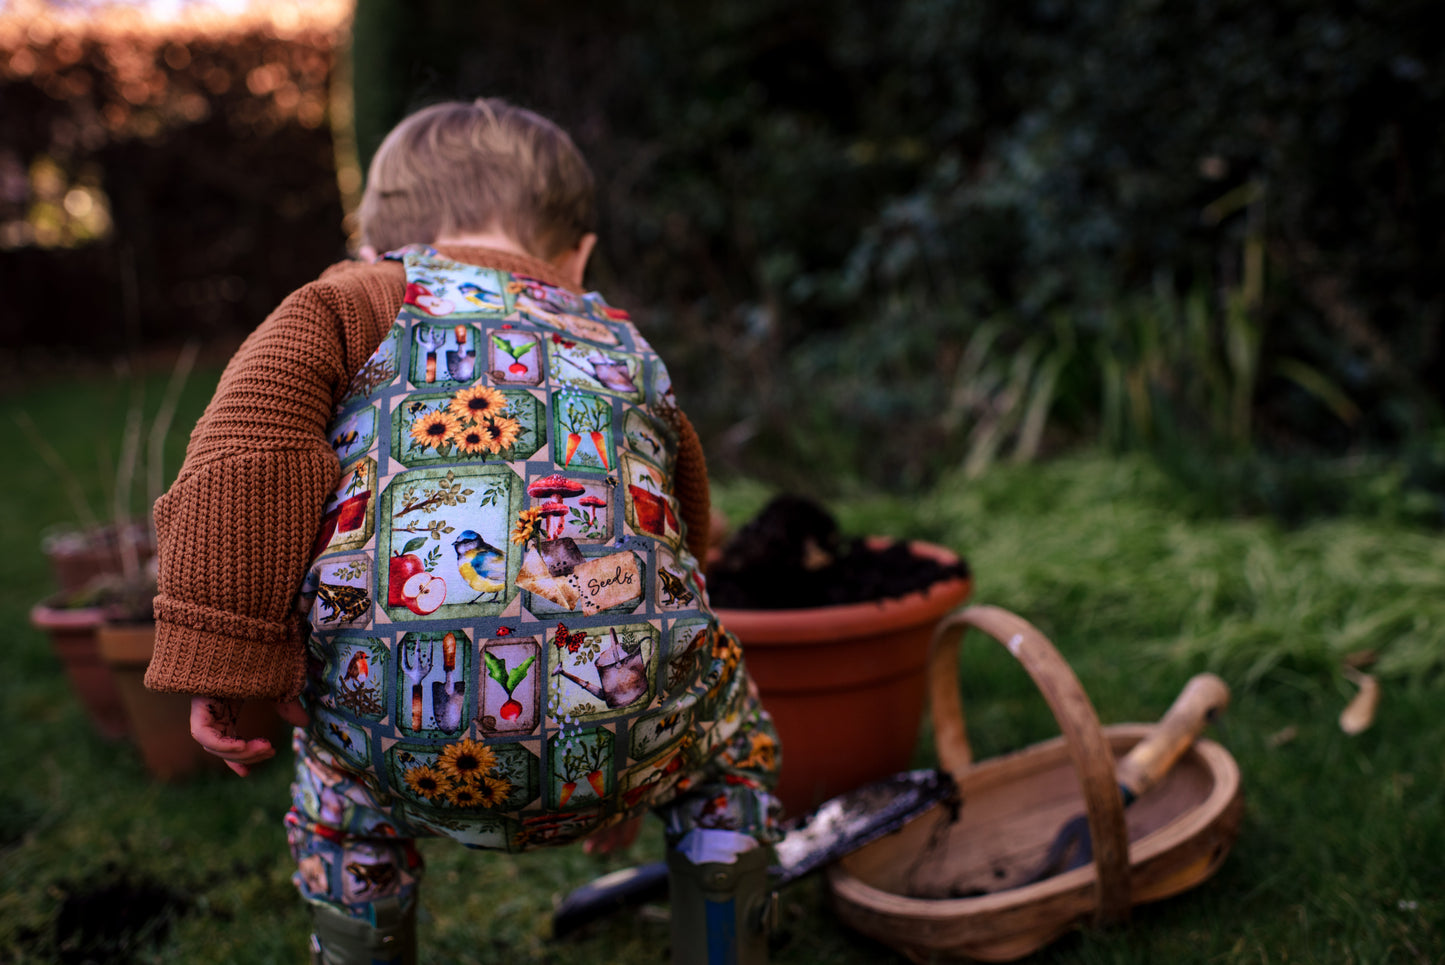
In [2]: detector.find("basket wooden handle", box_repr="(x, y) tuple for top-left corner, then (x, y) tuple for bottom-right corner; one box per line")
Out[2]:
(928, 605), (1132, 924)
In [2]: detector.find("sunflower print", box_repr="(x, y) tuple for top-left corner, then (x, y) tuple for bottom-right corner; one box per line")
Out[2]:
(402, 764), (447, 801)
(449, 422), (492, 455)
(437, 738), (496, 784)
(409, 409), (460, 449)
(449, 385), (507, 423)
(446, 783), (484, 808)
(478, 415), (521, 453)
(474, 776), (513, 809)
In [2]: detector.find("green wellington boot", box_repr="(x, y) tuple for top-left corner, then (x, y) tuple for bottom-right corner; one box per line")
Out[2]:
(308, 897), (417, 965)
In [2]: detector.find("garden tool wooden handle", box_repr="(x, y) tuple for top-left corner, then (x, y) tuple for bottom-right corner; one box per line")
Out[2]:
(1114, 673), (1229, 802)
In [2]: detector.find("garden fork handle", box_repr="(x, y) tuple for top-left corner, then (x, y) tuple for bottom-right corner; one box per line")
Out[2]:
(1114, 673), (1229, 802)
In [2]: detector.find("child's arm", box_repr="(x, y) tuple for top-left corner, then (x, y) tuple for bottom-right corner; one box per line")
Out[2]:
(146, 261), (405, 703)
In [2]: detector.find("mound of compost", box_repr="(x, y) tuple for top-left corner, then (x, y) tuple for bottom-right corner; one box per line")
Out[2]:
(705, 495), (969, 610)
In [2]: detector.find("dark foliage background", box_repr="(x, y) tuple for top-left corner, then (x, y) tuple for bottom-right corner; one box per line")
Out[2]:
(4, 0), (1442, 505)
(350, 0), (1443, 493)
(0, 10), (348, 363)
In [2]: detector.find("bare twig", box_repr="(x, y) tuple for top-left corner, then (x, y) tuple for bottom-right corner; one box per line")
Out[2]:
(146, 340), (201, 515)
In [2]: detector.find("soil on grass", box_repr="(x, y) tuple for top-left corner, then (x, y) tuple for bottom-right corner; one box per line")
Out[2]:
(16, 866), (195, 964)
(705, 495), (970, 610)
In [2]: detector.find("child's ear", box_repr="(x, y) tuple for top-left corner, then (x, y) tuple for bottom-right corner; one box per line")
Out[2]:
(552, 233), (597, 289)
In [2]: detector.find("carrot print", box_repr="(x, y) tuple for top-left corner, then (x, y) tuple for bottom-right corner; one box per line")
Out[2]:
(559, 394), (612, 469)
(588, 430), (610, 470)
(586, 769), (606, 797)
(555, 732), (610, 804)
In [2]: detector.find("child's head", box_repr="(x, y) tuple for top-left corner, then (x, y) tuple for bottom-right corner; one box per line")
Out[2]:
(355, 98), (596, 261)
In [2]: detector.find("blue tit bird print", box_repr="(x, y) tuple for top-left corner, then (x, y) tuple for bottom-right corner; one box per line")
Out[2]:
(453, 530), (507, 602)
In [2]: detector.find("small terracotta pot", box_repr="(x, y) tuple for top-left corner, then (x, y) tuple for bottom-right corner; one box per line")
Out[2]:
(29, 599), (129, 740)
(96, 621), (289, 782)
(41, 521), (154, 595)
(715, 539), (972, 816)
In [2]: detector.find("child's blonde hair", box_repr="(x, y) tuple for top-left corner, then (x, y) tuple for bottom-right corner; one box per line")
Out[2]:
(355, 98), (596, 259)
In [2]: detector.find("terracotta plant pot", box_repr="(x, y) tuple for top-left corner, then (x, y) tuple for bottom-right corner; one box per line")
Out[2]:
(29, 598), (129, 740)
(96, 621), (290, 782)
(41, 520), (155, 595)
(714, 539), (972, 816)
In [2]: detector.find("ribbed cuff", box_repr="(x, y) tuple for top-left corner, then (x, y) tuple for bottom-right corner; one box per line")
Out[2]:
(144, 613), (307, 700)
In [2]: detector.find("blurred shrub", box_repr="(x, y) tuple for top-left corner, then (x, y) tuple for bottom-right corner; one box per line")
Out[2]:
(0, 3), (350, 360)
(348, 0), (1442, 495)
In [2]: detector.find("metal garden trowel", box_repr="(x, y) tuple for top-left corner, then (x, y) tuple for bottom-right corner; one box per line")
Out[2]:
(551, 768), (957, 938)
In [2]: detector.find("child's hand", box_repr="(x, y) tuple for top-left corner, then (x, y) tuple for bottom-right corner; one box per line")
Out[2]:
(189, 695), (308, 777)
(583, 815), (644, 856)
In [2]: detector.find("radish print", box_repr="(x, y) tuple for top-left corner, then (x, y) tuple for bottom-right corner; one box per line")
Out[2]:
(485, 652), (536, 725)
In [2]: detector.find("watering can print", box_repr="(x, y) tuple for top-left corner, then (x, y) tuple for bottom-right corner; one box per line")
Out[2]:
(551, 629), (648, 709)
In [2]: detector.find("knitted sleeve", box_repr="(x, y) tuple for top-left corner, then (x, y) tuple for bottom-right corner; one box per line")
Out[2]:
(667, 408), (712, 565)
(144, 260), (404, 699)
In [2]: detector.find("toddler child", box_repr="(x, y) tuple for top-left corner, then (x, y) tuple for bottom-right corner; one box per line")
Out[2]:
(144, 98), (782, 965)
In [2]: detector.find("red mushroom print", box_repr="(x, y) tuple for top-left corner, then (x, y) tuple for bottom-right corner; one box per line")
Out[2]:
(538, 500), (569, 539)
(578, 494), (607, 529)
(526, 474), (586, 502)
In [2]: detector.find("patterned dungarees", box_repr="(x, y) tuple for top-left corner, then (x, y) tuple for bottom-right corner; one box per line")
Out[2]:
(285, 248), (781, 919)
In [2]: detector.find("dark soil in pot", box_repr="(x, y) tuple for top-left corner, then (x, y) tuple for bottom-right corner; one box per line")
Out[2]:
(706, 495), (970, 609)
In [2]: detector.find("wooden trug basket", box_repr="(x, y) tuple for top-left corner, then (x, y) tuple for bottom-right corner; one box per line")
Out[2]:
(827, 606), (1243, 963)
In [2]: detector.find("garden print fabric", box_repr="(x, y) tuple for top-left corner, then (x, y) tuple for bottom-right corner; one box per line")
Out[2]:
(292, 249), (779, 878)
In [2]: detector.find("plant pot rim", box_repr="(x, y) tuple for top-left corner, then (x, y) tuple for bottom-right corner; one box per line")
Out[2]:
(712, 538), (971, 646)
(30, 597), (110, 629)
(96, 619), (158, 665)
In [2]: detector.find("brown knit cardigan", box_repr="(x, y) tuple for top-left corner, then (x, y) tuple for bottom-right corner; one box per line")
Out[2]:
(145, 245), (712, 700)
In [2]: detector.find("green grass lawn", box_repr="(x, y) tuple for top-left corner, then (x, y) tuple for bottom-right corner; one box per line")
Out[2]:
(3, 364), (1443, 963)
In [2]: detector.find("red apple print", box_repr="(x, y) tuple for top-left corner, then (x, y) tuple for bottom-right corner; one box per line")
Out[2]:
(387, 552), (425, 605)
